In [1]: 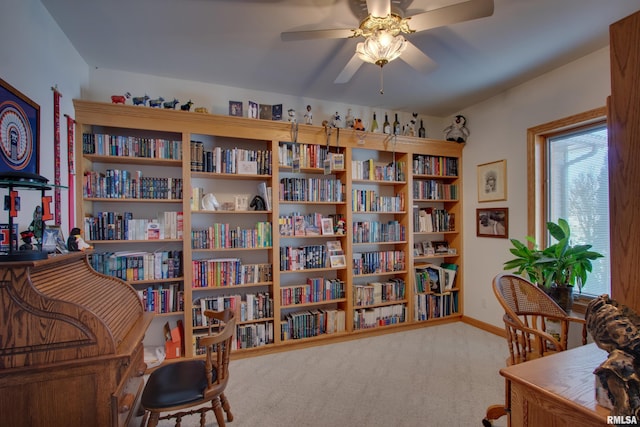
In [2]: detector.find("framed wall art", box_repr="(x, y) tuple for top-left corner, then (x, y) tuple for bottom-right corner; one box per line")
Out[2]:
(0, 78), (39, 174)
(476, 207), (509, 238)
(477, 159), (506, 202)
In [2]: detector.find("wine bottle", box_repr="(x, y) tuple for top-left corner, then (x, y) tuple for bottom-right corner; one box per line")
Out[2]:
(418, 120), (426, 138)
(383, 113), (391, 134)
(393, 113), (400, 135)
(371, 112), (379, 133)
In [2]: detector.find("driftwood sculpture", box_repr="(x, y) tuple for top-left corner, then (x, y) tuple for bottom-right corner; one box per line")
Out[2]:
(586, 295), (640, 420)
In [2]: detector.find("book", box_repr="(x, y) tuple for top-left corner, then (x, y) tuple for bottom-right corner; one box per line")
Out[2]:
(147, 222), (160, 240)
(258, 182), (272, 211)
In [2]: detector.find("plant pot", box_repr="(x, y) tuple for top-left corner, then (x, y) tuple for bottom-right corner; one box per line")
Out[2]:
(548, 284), (573, 312)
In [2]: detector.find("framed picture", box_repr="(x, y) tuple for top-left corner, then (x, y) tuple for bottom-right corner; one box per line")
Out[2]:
(321, 217), (334, 235)
(234, 194), (250, 211)
(247, 101), (258, 119)
(228, 101), (243, 117)
(330, 254), (346, 268)
(432, 240), (449, 254)
(42, 225), (67, 253)
(0, 78), (40, 174)
(477, 207), (509, 238)
(477, 159), (506, 202)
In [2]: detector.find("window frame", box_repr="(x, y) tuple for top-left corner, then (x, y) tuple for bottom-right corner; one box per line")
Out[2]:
(526, 106), (607, 311)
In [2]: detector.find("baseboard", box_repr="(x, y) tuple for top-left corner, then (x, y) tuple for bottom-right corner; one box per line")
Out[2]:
(461, 316), (506, 338)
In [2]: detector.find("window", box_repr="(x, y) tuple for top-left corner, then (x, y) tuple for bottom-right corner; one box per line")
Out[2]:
(528, 107), (610, 297)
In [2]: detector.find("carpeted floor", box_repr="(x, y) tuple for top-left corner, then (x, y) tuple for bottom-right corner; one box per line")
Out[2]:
(134, 322), (508, 427)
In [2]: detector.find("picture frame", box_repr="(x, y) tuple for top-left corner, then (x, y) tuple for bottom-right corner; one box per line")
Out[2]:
(247, 101), (259, 119)
(477, 159), (506, 202)
(42, 225), (67, 253)
(234, 194), (250, 211)
(0, 78), (40, 174)
(432, 240), (449, 254)
(228, 101), (243, 117)
(321, 217), (334, 235)
(330, 254), (346, 268)
(477, 207), (509, 238)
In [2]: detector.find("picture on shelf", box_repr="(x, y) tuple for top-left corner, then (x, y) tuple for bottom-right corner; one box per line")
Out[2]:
(229, 101), (243, 117)
(42, 225), (67, 253)
(414, 242), (423, 256)
(247, 101), (258, 119)
(272, 104), (283, 121)
(421, 241), (434, 256)
(259, 104), (272, 120)
(330, 254), (346, 268)
(432, 241), (449, 254)
(321, 218), (334, 235)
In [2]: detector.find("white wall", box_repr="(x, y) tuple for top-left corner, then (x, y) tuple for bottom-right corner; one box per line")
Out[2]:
(3, 0), (613, 330)
(459, 47), (612, 327)
(0, 0), (88, 236)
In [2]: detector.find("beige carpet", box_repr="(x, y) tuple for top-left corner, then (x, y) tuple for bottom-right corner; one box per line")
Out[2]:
(135, 322), (508, 427)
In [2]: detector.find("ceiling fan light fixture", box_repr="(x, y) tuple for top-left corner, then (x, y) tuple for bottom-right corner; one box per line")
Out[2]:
(356, 30), (407, 67)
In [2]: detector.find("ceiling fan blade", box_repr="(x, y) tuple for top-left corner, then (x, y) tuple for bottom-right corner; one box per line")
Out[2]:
(281, 28), (355, 41)
(366, 0), (390, 17)
(400, 41), (437, 74)
(334, 53), (365, 84)
(408, 0), (494, 33)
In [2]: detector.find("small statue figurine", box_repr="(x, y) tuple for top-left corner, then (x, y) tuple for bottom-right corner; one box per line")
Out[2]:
(586, 294), (640, 419)
(345, 109), (354, 129)
(19, 230), (35, 251)
(329, 112), (341, 128)
(304, 105), (313, 125)
(67, 227), (92, 251)
(443, 115), (470, 143)
(28, 206), (44, 246)
(287, 108), (296, 123)
(334, 218), (346, 235)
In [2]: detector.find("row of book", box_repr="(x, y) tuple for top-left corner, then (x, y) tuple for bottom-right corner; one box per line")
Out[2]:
(82, 133), (182, 160)
(138, 283), (184, 314)
(193, 321), (275, 354)
(353, 278), (406, 307)
(84, 211), (183, 241)
(414, 291), (459, 321)
(353, 303), (406, 330)
(191, 259), (272, 288)
(279, 177), (344, 202)
(412, 154), (458, 177)
(190, 141), (272, 175)
(88, 250), (182, 281)
(414, 263), (458, 294)
(83, 170), (183, 200)
(352, 190), (405, 212)
(352, 250), (406, 275)
(280, 308), (345, 340)
(352, 220), (405, 243)
(193, 292), (273, 325)
(414, 207), (455, 233)
(278, 142), (330, 169)
(279, 245), (327, 271)
(190, 222), (272, 249)
(351, 159), (406, 181)
(413, 180), (459, 201)
(280, 278), (345, 306)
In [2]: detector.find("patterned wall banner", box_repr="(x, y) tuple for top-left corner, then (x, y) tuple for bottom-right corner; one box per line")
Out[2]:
(65, 114), (75, 230)
(52, 86), (62, 226)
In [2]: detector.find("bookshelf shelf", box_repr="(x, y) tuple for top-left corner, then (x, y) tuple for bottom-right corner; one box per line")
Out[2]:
(74, 100), (463, 361)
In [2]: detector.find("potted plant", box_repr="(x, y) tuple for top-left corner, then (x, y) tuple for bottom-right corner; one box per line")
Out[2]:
(504, 218), (604, 311)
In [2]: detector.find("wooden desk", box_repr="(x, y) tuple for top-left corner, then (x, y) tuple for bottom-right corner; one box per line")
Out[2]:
(500, 344), (610, 426)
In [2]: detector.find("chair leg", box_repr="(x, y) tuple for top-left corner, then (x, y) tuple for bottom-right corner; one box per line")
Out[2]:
(483, 404), (507, 426)
(220, 392), (234, 422)
(212, 397), (226, 427)
(146, 412), (159, 427)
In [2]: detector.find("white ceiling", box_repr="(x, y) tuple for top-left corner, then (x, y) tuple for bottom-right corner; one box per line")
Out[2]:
(41, 0), (640, 117)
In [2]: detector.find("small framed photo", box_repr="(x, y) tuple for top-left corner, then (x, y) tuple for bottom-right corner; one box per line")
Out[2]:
(43, 225), (67, 253)
(259, 104), (272, 120)
(477, 159), (507, 202)
(234, 194), (250, 211)
(477, 207), (509, 238)
(422, 241), (434, 256)
(321, 217), (334, 235)
(413, 242), (423, 256)
(229, 101), (243, 117)
(248, 101), (259, 119)
(432, 241), (449, 254)
(330, 254), (346, 268)
(272, 104), (283, 121)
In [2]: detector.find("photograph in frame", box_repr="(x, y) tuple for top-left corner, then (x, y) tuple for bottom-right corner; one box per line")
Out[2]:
(476, 207), (509, 238)
(477, 159), (506, 202)
(0, 78), (39, 174)
(228, 101), (243, 117)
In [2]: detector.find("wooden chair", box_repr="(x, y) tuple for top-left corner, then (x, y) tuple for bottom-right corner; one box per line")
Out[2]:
(482, 273), (588, 426)
(140, 309), (236, 427)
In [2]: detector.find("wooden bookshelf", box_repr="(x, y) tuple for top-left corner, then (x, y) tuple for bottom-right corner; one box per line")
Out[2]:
(74, 100), (464, 361)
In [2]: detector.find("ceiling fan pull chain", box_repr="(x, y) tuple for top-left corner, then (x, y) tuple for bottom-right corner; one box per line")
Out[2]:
(380, 66), (384, 95)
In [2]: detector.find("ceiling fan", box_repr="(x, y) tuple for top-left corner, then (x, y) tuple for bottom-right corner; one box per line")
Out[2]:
(281, 0), (494, 84)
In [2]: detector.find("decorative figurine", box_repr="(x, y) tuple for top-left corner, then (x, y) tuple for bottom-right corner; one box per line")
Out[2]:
(329, 112), (341, 128)
(353, 118), (365, 131)
(194, 107), (209, 113)
(163, 99), (179, 109)
(110, 92), (131, 104)
(19, 230), (35, 251)
(250, 195), (266, 211)
(304, 105), (313, 125)
(67, 227), (92, 251)
(287, 108), (296, 123)
(405, 113), (418, 137)
(345, 109), (354, 129)
(180, 100), (194, 111)
(149, 97), (165, 108)
(334, 218), (346, 235)
(132, 95), (150, 106)
(443, 115), (470, 142)
(28, 206), (44, 245)
(586, 294), (640, 420)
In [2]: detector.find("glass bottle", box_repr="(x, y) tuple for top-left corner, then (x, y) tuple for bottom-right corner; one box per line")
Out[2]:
(371, 112), (379, 133)
(383, 114), (391, 134)
(418, 120), (426, 138)
(393, 113), (400, 135)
